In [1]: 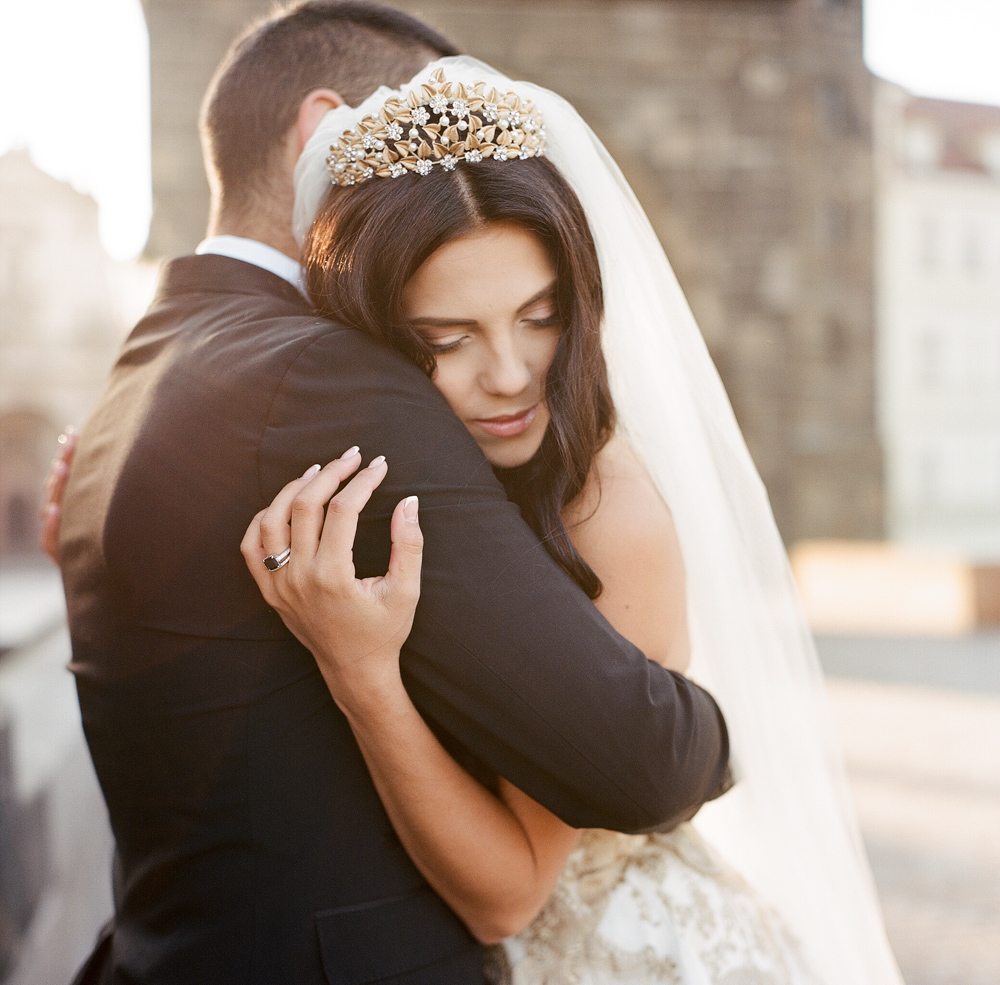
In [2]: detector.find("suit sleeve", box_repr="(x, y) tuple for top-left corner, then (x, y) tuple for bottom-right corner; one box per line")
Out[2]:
(258, 327), (730, 833)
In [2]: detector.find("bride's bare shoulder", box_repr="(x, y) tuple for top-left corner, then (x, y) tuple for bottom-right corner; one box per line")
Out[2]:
(564, 433), (666, 536)
(564, 434), (690, 671)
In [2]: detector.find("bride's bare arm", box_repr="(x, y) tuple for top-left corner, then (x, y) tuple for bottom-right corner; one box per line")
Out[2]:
(242, 458), (579, 945)
(339, 674), (580, 944)
(564, 434), (691, 673)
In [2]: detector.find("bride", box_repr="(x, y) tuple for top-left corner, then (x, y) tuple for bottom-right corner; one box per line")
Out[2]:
(242, 58), (903, 985)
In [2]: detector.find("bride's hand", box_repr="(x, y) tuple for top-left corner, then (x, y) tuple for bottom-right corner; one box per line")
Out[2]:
(241, 450), (423, 709)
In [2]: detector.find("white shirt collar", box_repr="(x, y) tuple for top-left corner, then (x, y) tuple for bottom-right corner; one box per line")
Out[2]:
(195, 235), (309, 300)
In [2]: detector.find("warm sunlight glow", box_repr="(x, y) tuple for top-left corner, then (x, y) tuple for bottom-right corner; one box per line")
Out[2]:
(865, 0), (1000, 108)
(0, 0), (996, 262)
(0, 0), (151, 260)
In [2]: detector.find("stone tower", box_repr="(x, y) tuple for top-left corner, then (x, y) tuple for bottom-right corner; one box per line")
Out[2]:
(140, 0), (881, 543)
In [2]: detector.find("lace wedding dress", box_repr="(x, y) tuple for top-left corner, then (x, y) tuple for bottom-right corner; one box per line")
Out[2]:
(486, 826), (818, 985)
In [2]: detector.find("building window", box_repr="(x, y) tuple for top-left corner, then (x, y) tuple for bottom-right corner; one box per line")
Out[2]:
(919, 330), (942, 388)
(824, 317), (849, 365)
(981, 132), (1000, 179)
(815, 79), (851, 135)
(962, 227), (982, 276)
(903, 123), (944, 172)
(3, 494), (33, 555)
(919, 451), (940, 506)
(817, 202), (851, 249)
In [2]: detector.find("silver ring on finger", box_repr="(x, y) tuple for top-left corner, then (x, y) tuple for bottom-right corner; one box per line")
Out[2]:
(262, 547), (291, 571)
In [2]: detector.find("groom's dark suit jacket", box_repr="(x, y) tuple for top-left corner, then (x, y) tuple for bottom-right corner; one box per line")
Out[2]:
(60, 255), (730, 985)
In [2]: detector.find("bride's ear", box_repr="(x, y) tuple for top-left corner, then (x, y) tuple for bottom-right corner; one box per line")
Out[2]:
(296, 88), (345, 152)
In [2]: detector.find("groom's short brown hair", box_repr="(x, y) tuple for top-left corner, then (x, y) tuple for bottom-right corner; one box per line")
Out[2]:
(201, 1), (458, 213)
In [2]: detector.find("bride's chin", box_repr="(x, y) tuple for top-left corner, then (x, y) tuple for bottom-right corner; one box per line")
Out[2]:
(478, 433), (545, 469)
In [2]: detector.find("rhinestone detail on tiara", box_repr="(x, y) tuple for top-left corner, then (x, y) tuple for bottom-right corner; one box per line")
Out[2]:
(325, 68), (546, 187)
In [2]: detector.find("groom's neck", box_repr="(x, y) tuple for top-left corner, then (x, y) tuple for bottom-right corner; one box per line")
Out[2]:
(208, 215), (300, 262)
(207, 187), (300, 262)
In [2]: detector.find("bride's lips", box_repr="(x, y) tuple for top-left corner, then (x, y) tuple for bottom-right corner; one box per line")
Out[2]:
(473, 405), (538, 438)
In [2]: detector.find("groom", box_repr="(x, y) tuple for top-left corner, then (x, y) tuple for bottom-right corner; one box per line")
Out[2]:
(58, 3), (731, 983)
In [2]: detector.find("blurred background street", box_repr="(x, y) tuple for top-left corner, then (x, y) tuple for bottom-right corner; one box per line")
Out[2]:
(820, 636), (1000, 985)
(2, 0), (999, 981)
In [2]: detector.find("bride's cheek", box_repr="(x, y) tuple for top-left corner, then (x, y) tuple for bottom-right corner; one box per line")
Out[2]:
(430, 364), (472, 422)
(539, 329), (561, 371)
(427, 359), (454, 397)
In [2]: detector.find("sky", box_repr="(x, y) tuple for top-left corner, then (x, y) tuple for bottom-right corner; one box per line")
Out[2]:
(0, 0), (997, 261)
(0, 0), (150, 260)
(863, 0), (1000, 107)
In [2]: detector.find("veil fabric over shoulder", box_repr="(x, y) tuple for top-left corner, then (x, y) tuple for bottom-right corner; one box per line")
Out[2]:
(295, 57), (904, 985)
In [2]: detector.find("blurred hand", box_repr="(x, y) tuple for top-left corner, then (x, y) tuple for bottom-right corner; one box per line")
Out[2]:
(41, 428), (78, 564)
(241, 449), (423, 709)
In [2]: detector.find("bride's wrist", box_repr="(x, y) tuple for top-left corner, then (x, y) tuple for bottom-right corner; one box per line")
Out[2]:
(318, 652), (405, 717)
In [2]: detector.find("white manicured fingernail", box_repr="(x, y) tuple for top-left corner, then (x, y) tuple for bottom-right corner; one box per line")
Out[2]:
(302, 464), (321, 478)
(368, 455), (386, 469)
(402, 496), (419, 522)
(340, 445), (360, 459)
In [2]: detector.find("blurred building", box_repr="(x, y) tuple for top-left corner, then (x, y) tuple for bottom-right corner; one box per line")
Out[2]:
(0, 150), (154, 557)
(0, 153), (137, 978)
(875, 87), (1000, 562)
(140, 0), (881, 544)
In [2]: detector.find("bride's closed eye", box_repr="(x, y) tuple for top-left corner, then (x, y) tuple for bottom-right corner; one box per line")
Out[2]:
(415, 329), (472, 354)
(524, 312), (560, 329)
(416, 315), (558, 355)
(517, 288), (560, 330)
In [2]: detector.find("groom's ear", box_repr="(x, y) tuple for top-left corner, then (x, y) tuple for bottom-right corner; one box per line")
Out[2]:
(296, 88), (345, 152)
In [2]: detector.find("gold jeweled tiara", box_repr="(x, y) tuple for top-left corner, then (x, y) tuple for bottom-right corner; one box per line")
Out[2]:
(325, 68), (546, 187)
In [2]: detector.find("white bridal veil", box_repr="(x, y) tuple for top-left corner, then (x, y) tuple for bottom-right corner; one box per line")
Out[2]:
(295, 57), (904, 985)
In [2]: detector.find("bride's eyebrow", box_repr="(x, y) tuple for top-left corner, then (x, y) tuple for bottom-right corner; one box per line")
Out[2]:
(409, 316), (478, 327)
(410, 281), (558, 327)
(516, 281), (557, 313)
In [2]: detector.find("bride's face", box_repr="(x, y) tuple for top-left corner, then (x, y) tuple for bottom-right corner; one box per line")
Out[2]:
(402, 222), (561, 468)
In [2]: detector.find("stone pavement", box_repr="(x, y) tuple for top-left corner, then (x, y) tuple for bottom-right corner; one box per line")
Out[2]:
(0, 628), (113, 985)
(0, 561), (65, 654)
(821, 636), (1000, 985)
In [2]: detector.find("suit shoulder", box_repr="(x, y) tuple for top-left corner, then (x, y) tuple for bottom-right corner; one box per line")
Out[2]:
(274, 317), (438, 398)
(258, 313), (461, 465)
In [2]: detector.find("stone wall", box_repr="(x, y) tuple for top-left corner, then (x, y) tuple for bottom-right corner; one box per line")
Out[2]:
(139, 0), (882, 542)
(140, 0), (273, 257)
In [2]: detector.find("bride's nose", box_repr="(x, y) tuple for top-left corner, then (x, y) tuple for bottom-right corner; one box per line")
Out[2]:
(479, 338), (532, 397)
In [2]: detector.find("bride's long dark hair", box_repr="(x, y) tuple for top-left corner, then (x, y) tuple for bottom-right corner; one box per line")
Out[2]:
(304, 157), (615, 598)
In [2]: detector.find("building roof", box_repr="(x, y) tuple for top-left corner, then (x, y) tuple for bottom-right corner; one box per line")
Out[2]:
(901, 95), (1000, 176)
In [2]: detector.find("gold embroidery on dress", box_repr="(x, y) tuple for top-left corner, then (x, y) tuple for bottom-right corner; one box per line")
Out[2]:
(498, 825), (819, 985)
